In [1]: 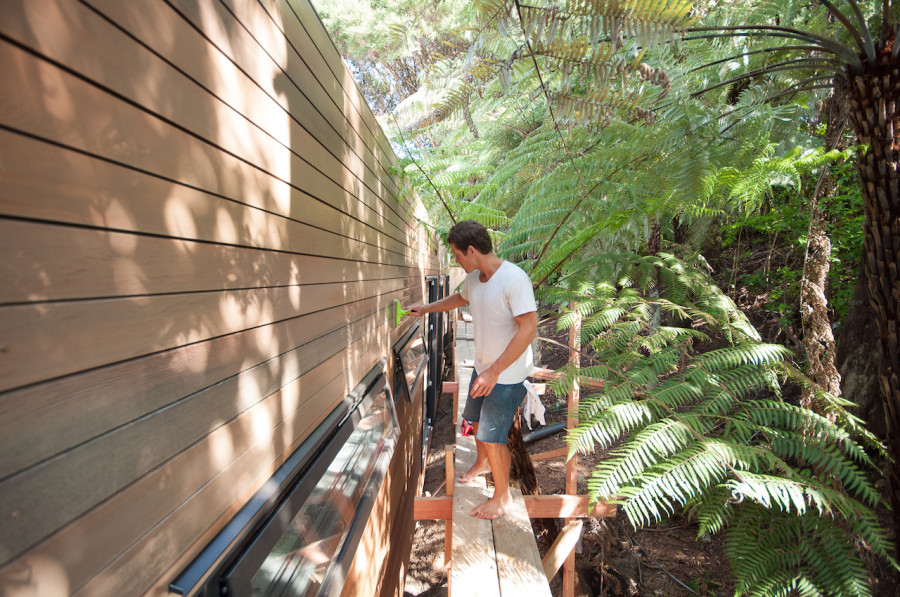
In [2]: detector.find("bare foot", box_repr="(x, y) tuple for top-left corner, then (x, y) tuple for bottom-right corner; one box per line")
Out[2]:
(458, 461), (490, 483)
(469, 493), (513, 520)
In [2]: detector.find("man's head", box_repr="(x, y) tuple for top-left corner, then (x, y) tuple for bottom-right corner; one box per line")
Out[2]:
(448, 220), (493, 273)
(448, 220), (492, 255)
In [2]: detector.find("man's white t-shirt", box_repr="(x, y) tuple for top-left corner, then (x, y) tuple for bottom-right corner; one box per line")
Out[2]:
(460, 261), (537, 384)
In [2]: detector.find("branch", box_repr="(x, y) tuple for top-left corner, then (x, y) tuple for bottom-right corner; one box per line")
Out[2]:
(687, 45), (842, 74)
(390, 116), (457, 225)
(690, 58), (840, 98)
(513, 0), (594, 277)
(886, 0), (893, 46)
(818, 0), (869, 60)
(844, 0), (877, 61)
(683, 26), (861, 69)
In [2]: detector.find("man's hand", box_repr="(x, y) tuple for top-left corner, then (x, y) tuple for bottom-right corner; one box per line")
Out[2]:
(470, 368), (499, 398)
(407, 304), (427, 318)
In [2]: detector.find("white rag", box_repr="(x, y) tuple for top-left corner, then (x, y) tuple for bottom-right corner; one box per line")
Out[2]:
(522, 380), (546, 430)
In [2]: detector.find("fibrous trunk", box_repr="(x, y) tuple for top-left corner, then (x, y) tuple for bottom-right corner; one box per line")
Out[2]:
(800, 94), (844, 413)
(845, 49), (900, 545)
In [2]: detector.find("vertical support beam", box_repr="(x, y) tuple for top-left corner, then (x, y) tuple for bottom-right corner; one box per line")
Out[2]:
(452, 308), (460, 425)
(563, 304), (581, 597)
(444, 444), (454, 567)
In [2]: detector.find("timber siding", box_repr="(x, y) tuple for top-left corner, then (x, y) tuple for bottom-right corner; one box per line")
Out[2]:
(0, 1), (438, 595)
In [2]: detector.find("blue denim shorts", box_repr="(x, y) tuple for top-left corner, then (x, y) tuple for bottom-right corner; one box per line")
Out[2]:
(461, 372), (527, 445)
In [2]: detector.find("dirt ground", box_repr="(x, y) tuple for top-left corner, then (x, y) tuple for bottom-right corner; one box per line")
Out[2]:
(404, 370), (734, 597)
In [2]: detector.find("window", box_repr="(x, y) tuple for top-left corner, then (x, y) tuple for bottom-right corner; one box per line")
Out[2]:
(170, 361), (399, 597)
(392, 322), (426, 403)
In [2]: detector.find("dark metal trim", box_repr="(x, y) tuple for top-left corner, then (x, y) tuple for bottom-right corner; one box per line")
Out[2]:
(169, 360), (388, 597)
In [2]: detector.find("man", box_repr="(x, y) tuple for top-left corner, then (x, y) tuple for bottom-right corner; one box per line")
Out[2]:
(408, 220), (537, 520)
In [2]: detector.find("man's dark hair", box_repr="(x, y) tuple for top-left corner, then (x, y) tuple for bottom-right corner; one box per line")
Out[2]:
(448, 220), (493, 254)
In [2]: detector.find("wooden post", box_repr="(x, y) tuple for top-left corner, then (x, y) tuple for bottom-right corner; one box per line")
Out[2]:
(542, 520), (584, 582)
(452, 308), (459, 425)
(563, 304), (581, 597)
(444, 444), (454, 567)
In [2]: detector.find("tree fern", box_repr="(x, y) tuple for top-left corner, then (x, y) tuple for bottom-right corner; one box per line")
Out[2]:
(549, 253), (895, 596)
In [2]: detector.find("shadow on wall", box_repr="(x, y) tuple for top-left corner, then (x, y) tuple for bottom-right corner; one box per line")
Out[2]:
(0, 0), (416, 595)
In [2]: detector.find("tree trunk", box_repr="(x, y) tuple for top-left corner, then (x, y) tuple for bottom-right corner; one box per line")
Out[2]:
(462, 96), (480, 139)
(836, 269), (886, 438)
(507, 413), (539, 495)
(799, 95), (844, 413)
(845, 51), (900, 547)
(800, 202), (841, 410)
(508, 413), (560, 543)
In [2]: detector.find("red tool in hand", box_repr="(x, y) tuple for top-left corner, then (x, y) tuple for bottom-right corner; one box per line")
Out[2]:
(460, 418), (474, 437)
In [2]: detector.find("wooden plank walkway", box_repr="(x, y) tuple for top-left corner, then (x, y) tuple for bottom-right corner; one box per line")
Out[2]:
(449, 317), (552, 597)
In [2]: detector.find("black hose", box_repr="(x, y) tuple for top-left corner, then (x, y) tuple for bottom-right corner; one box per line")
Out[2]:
(522, 421), (567, 444)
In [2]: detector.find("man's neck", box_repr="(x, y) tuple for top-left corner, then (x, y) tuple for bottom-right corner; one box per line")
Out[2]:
(474, 253), (504, 282)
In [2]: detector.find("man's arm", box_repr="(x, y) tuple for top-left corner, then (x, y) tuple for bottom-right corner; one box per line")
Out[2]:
(407, 292), (468, 317)
(469, 310), (537, 398)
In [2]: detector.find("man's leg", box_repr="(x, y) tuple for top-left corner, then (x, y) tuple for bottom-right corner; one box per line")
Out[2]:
(458, 423), (491, 482)
(469, 440), (513, 519)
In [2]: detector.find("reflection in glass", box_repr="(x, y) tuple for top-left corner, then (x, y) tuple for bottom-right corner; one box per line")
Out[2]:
(249, 388), (397, 597)
(400, 333), (426, 399)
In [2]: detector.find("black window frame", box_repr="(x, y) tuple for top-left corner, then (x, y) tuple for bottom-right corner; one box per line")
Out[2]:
(169, 359), (398, 597)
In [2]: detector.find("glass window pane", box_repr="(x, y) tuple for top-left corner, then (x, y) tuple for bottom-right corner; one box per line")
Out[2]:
(249, 385), (397, 597)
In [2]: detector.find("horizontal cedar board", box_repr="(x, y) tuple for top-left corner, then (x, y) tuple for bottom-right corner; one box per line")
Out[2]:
(200, 0), (400, 201)
(47, 318), (403, 595)
(0, 353), (347, 594)
(0, 218), (418, 303)
(0, 286), (417, 479)
(414, 495), (617, 520)
(70, 0), (404, 234)
(123, 0), (407, 229)
(264, 0), (398, 172)
(1, 0), (406, 240)
(0, 133), (418, 269)
(0, 275), (414, 392)
(0, 306), (410, 582)
(0, 42), (411, 253)
(168, 0), (399, 201)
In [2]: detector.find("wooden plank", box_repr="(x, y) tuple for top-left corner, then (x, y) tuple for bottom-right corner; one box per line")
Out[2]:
(0, 218), (417, 304)
(147, 0), (405, 231)
(0, 311), (404, 593)
(0, 288), (413, 479)
(1, 0), (407, 243)
(277, 0), (398, 169)
(414, 495), (616, 521)
(89, 324), (403, 597)
(215, 0), (401, 200)
(531, 366), (604, 389)
(530, 447), (569, 462)
(492, 484), (552, 597)
(0, 134), (416, 269)
(542, 520), (583, 582)
(449, 480), (498, 597)
(0, 276), (413, 392)
(0, 300), (407, 565)
(0, 42), (410, 255)
(445, 444), (454, 566)
(563, 307), (582, 597)
(0, 352), (345, 591)
(450, 363), (500, 597)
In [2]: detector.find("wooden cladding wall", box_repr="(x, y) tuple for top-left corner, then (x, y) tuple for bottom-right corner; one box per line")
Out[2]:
(0, 0), (438, 595)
